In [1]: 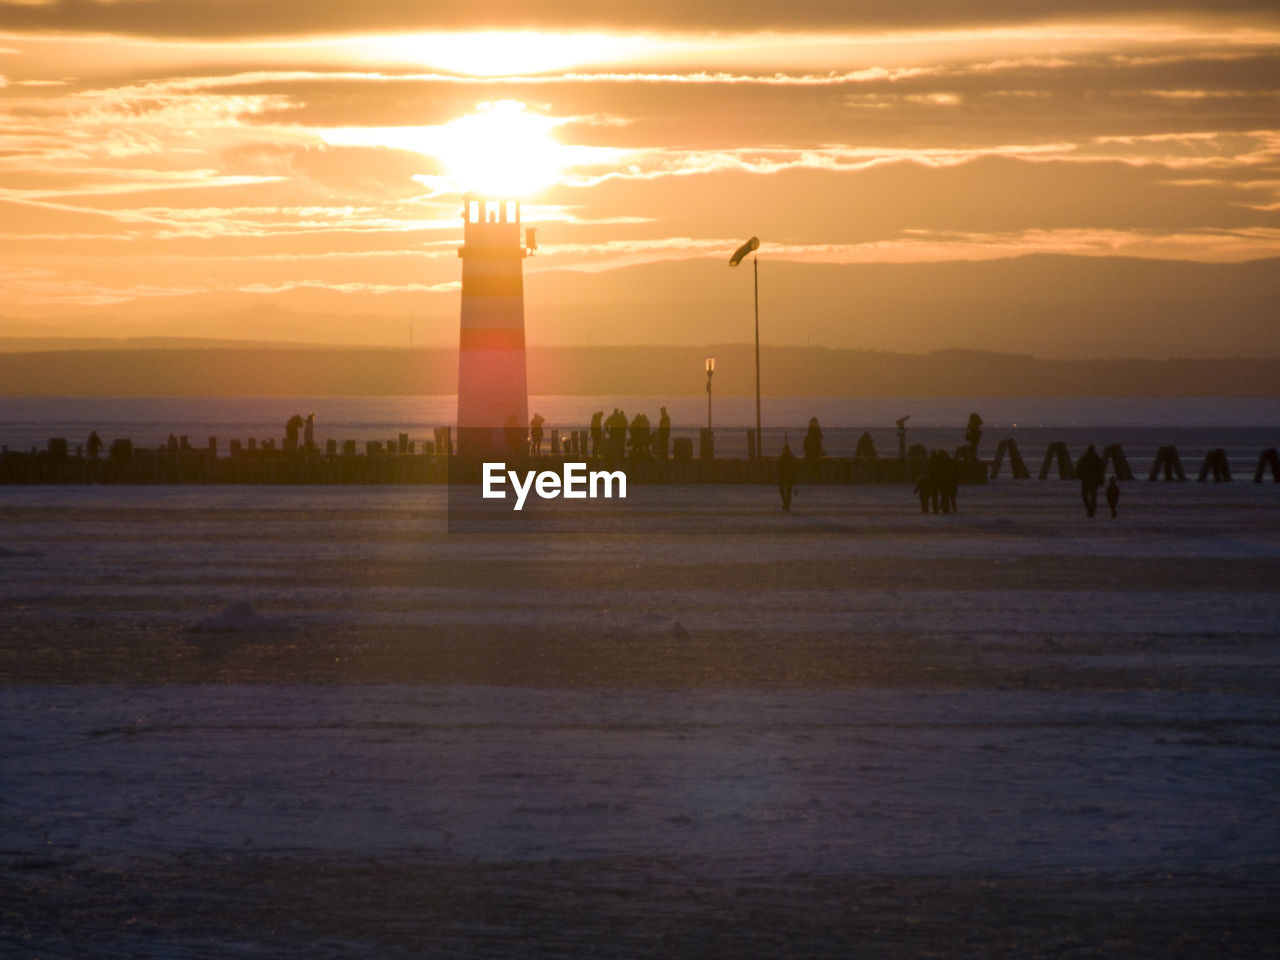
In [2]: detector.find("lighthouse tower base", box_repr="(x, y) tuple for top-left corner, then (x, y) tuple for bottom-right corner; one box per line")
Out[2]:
(456, 196), (529, 459)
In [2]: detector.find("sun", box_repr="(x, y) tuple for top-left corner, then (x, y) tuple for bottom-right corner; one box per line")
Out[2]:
(320, 100), (574, 198)
(434, 101), (566, 197)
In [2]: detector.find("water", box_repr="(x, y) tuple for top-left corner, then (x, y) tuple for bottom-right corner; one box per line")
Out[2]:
(1, 395), (1277, 474)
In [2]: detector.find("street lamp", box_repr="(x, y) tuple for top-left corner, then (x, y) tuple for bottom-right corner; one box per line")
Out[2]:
(704, 356), (716, 430)
(730, 236), (761, 458)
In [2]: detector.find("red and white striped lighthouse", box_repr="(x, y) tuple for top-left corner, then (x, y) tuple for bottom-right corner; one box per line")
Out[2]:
(456, 195), (534, 457)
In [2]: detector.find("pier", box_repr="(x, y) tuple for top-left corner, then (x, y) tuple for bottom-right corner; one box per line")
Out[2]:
(9, 434), (1279, 488)
(1, 433), (989, 486)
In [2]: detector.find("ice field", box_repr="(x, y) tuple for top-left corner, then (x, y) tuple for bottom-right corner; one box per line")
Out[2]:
(2, 481), (1279, 957)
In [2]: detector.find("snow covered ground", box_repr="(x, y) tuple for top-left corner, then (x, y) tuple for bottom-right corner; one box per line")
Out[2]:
(2, 481), (1279, 956)
(4, 684), (1278, 877)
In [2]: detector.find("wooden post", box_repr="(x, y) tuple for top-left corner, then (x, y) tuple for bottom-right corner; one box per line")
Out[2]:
(1102, 444), (1134, 481)
(1254, 448), (1280, 483)
(991, 439), (1030, 479)
(699, 428), (714, 461)
(1198, 448), (1231, 482)
(1039, 442), (1075, 479)
(1149, 446), (1186, 481)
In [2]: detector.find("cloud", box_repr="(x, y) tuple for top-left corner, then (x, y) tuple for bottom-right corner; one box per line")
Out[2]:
(1, 10), (1278, 313)
(3, 1), (1280, 38)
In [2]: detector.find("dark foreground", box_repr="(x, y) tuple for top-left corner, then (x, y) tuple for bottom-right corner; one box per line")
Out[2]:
(5, 855), (1274, 959)
(2, 483), (1278, 958)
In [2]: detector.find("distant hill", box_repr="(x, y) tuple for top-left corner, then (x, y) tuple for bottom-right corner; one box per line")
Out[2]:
(2, 254), (1278, 359)
(1, 345), (1277, 397)
(0, 336), (340, 353)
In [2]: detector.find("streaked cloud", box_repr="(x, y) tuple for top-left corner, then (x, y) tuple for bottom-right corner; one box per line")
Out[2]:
(0, 7), (1277, 328)
(3, 1), (1279, 36)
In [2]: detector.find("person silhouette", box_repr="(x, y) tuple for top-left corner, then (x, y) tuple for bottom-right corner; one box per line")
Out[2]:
(913, 466), (933, 514)
(503, 413), (525, 459)
(303, 413), (315, 452)
(285, 414), (304, 452)
(86, 430), (103, 460)
(590, 410), (603, 459)
(926, 449), (959, 513)
(940, 450), (959, 513)
(776, 442), (800, 511)
(529, 413), (545, 456)
(1106, 475), (1121, 518)
(965, 413), (983, 460)
(802, 417), (824, 481)
(1076, 444), (1105, 517)
(608, 408), (628, 461)
(655, 407), (671, 459)
(629, 412), (651, 458)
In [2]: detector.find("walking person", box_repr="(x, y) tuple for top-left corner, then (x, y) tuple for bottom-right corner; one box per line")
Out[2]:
(1076, 444), (1105, 518)
(777, 442), (800, 511)
(913, 468), (933, 514)
(939, 450), (959, 513)
(1106, 476), (1121, 518)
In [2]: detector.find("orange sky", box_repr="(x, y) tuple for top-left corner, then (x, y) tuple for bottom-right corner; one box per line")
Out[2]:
(1, 2), (1278, 350)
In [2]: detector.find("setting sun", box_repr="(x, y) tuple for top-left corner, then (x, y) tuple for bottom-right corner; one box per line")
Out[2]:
(320, 100), (574, 197)
(434, 101), (566, 197)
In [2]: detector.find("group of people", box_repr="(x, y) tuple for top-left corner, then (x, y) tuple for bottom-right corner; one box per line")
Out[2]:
(913, 449), (961, 514)
(776, 420), (1126, 519)
(506, 408), (1130, 519)
(1076, 444), (1122, 518)
(284, 413), (315, 452)
(586, 408), (672, 461)
(519, 408), (679, 460)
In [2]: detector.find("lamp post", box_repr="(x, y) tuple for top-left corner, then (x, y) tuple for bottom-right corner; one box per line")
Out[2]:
(704, 356), (716, 430)
(730, 236), (761, 458)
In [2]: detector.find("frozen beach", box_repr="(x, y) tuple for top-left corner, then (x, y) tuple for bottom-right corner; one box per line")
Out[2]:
(2, 481), (1279, 957)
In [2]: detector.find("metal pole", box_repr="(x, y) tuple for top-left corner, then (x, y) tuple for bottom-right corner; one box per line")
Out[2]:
(753, 255), (761, 459)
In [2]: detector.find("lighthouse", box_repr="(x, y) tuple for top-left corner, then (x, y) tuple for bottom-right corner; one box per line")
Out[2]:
(456, 195), (535, 457)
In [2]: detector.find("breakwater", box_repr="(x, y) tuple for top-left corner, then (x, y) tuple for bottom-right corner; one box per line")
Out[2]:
(5, 434), (1277, 485)
(1, 433), (984, 485)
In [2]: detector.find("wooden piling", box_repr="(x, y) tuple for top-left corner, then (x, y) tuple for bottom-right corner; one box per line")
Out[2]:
(991, 439), (1030, 479)
(1254, 448), (1280, 483)
(1102, 444), (1134, 481)
(1149, 446), (1186, 481)
(1197, 448), (1232, 482)
(1038, 442), (1076, 480)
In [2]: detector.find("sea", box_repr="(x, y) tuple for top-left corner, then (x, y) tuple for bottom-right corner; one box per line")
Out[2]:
(2, 395), (1278, 475)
